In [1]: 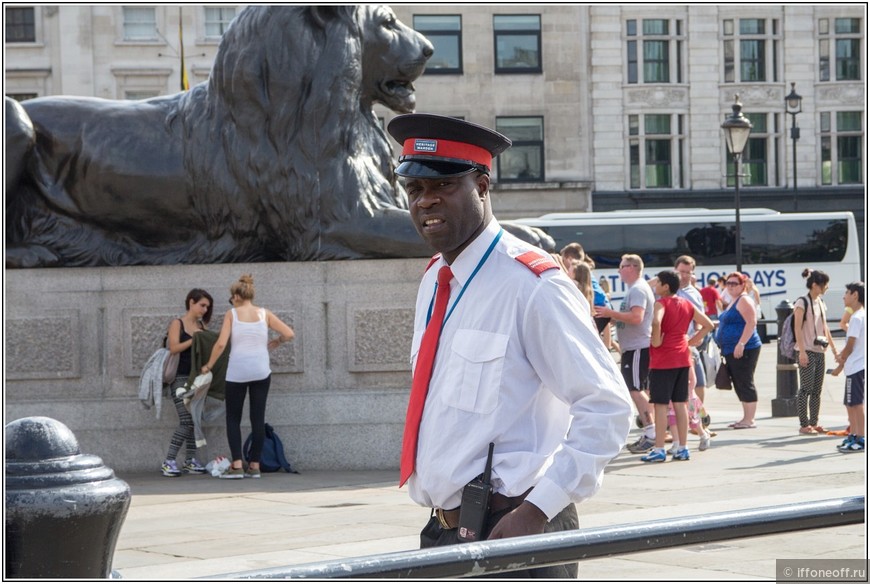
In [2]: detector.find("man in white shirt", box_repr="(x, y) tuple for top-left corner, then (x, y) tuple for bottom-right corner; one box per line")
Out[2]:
(388, 113), (632, 578)
(832, 281), (865, 453)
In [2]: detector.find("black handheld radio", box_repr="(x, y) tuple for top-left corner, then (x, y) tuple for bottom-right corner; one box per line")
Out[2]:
(457, 442), (495, 542)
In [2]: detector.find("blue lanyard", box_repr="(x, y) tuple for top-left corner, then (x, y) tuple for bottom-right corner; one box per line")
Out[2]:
(426, 229), (503, 328)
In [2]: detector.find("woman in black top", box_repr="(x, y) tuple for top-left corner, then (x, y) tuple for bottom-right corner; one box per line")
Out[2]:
(162, 288), (214, 477)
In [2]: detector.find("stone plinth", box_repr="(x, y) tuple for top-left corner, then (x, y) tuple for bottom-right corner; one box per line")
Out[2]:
(5, 259), (427, 472)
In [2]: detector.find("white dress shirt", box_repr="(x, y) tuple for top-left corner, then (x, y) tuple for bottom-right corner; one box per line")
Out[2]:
(408, 219), (632, 520)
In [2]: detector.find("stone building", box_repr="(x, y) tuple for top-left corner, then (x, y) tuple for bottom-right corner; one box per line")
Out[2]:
(5, 4), (865, 227)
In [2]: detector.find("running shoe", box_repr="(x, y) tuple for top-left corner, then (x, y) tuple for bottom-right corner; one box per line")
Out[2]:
(699, 432), (711, 451)
(220, 467), (245, 479)
(244, 468), (261, 479)
(183, 458), (207, 474)
(161, 459), (182, 477)
(672, 447), (690, 461)
(641, 448), (667, 463)
(838, 436), (865, 453)
(627, 435), (656, 454)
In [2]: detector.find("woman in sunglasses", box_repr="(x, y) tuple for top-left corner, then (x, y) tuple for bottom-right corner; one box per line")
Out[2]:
(716, 272), (762, 429)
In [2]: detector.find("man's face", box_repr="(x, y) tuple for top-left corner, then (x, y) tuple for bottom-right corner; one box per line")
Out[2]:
(404, 172), (491, 263)
(618, 261), (638, 284)
(676, 262), (693, 287)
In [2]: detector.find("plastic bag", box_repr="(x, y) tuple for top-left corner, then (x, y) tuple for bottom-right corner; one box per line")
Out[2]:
(205, 455), (231, 477)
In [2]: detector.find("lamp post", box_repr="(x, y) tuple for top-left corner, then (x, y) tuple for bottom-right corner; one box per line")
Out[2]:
(721, 94), (752, 273)
(785, 82), (803, 204)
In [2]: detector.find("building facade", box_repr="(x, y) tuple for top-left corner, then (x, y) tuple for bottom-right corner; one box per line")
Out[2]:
(5, 4), (865, 231)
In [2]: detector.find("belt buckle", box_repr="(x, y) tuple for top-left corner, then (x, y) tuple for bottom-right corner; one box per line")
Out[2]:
(435, 508), (451, 529)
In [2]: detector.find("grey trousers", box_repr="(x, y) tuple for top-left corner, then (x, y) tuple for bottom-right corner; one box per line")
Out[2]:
(420, 503), (580, 579)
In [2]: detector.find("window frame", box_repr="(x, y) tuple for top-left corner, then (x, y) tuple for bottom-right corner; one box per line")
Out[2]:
(495, 116), (545, 183)
(820, 110), (864, 185)
(203, 6), (236, 40)
(120, 5), (160, 43)
(493, 14), (542, 75)
(413, 14), (463, 75)
(722, 17), (781, 83)
(627, 113), (686, 190)
(625, 18), (685, 85)
(818, 17), (862, 82)
(5, 6), (37, 43)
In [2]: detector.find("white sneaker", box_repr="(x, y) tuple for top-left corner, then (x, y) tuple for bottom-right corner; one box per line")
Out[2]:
(699, 431), (711, 451)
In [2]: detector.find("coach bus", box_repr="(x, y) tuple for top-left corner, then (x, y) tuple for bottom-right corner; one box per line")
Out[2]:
(516, 208), (861, 335)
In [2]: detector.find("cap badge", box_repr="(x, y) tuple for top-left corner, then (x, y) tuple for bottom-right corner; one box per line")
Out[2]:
(413, 139), (438, 153)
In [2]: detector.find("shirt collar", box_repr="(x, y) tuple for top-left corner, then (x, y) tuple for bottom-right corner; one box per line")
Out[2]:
(444, 218), (501, 287)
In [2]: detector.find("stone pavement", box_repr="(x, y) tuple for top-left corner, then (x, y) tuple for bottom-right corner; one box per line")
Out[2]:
(112, 341), (866, 580)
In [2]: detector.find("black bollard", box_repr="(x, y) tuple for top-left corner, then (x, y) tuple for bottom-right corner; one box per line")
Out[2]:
(5, 417), (131, 579)
(771, 300), (799, 417)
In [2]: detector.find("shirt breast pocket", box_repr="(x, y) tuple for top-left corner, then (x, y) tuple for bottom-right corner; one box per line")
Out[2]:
(441, 329), (509, 414)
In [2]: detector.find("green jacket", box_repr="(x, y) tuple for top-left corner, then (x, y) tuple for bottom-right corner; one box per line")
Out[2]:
(189, 330), (229, 401)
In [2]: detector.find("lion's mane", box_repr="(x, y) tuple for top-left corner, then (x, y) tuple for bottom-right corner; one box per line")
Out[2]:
(174, 6), (402, 260)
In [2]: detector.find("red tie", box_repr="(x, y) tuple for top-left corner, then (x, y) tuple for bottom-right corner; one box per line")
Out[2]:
(400, 266), (453, 487)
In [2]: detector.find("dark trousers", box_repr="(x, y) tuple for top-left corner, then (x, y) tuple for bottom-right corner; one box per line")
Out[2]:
(725, 347), (760, 403)
(420, 503), (579, 579)
(225, 375), (271, 462)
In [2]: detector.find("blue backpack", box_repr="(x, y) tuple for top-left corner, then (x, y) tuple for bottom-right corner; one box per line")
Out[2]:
(243, 423), (298, 473)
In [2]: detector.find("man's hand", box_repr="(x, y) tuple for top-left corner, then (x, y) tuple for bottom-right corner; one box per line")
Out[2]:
(487, 501), (548, 540)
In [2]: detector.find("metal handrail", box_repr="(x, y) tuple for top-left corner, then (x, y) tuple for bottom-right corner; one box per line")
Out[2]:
(210, 496), (864, 579)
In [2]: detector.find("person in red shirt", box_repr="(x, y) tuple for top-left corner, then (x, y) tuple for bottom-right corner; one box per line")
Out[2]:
(642, 270), (714, 462)
(699, 276), (723, 319)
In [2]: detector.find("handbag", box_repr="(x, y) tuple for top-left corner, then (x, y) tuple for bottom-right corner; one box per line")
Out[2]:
(162, 350), (180, 384)
(715, 357), (732, 390)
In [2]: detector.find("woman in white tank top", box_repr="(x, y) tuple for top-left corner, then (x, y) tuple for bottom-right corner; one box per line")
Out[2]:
(202, 274), (295, 478)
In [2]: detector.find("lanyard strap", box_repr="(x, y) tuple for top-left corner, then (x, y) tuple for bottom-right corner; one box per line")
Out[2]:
(426, 229), (503, 327)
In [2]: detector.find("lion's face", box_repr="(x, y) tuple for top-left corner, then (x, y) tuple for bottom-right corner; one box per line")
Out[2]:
(359, 6), (433, 114)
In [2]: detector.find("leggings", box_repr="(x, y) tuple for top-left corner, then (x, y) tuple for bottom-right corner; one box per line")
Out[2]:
(166, 377), (197, 461)
(225, 375), (271, 462)
(798, 351), (826, 427)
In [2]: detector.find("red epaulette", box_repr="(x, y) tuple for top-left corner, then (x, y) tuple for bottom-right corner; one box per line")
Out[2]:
(514, 251), (559, 276)
(424, 253), (442, 273)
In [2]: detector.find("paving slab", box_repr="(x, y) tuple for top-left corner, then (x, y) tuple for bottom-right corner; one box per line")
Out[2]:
(112, 340), (866, 580)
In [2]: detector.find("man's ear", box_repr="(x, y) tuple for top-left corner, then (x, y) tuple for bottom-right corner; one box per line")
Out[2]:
(476, 173), (491, 200)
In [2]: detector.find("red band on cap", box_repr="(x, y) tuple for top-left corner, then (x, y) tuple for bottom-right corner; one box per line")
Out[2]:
(402, 138), (492, 170)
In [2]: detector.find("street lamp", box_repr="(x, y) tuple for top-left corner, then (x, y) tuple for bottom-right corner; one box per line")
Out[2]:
(721, 94), (753, 273)
(785, 82), (803, 194)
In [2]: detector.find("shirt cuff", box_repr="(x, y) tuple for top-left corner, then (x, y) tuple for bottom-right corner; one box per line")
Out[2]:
(524, 476), (573, 521)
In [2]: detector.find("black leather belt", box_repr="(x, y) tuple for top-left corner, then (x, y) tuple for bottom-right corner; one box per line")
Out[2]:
(434, 488), (533, 530)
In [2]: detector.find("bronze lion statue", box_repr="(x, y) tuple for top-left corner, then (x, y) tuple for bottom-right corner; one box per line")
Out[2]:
(5, 5), (552, 268)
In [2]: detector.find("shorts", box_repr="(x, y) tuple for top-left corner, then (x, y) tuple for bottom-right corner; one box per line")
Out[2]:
(844, 370), (865, 407)
(621, 348), (650, 392)
(649, 367), (690, 405)
(594, 316), (611, 334)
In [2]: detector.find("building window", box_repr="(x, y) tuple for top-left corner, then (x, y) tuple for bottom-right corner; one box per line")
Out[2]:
(493, 14), (541, 74)
(204, 6), (235, 39)
(626, 18), (684, 84)
(821, 111), (863, 185)
(122, 6), (158, 41)
(723, 17), (780, 83)
(628, 114), (685, 189)
(414, 15), (462, 74)
(6, 6), (35, 43)
(819, 17), (862, 82)
(727, 112), (780, 188)
(496, 116), (544, 182)
(6, 92), (37, 102)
